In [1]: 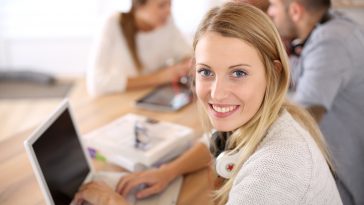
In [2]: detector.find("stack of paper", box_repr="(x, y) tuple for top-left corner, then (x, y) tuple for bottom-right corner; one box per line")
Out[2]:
(83, 113), (195, 171)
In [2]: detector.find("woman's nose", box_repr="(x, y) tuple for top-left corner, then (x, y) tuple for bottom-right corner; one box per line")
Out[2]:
(210, 77), (229, 101)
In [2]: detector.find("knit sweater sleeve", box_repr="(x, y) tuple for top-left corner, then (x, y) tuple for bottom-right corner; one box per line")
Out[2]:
(226, 138), (312, 205)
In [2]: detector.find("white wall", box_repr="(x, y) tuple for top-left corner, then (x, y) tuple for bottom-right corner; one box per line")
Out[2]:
(0, 0), (99, 75)
(0, 1), (363, 76)
(5, 37), (92, 74)
(0, 0), (223, 76)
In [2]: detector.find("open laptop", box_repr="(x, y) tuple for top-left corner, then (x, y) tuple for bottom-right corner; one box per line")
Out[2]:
(24, 99), (182, 205)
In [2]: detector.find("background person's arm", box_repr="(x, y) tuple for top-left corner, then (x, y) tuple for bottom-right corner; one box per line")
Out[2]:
(126, 58), (191, 90)
(116, 142), (212, 199)
(291, 34), (350, 123)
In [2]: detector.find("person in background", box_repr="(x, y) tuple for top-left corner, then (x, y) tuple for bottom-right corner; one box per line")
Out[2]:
(268, 0), (364, 204)
(74, 3), (342, 205)
(85, 0), (216, 201)
(87, 0), (192, 96)
(229, 0), (294, 54)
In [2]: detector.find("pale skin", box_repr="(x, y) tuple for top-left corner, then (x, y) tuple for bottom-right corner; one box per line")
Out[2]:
(125, 0), (192, 90)
(267, 0), (327, 123)
(195, 32), (267, 132)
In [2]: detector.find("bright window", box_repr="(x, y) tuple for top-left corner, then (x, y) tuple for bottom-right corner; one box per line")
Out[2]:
(0, 0), (220, 39)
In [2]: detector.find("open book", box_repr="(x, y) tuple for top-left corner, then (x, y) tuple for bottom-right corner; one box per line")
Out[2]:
(83, 113), (195, 171)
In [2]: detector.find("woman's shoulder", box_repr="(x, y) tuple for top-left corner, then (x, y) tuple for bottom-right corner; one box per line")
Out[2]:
(140, 17), (179, 38)
(264, 110), (313, 146)
(255, 111), (319, 169)
(102, 12), (121, 27)
(94, 12), (126, 43)
(230, 111), (340, 204)
(96, 12), (121, 32)
(242, 111), (315, 179)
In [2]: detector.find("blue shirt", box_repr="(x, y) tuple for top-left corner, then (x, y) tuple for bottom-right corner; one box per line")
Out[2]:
(291, 11), (364, 205)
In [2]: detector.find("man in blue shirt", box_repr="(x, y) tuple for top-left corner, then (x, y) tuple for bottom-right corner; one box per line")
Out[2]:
(268, 0), (364, 204)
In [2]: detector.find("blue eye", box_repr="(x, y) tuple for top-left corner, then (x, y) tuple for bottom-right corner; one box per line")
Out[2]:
(232, 70), (247, 78)
(197, 69), (214, 77)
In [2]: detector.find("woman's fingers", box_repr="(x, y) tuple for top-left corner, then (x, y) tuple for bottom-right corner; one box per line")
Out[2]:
(116, 169), (172, 199)
(74, 182), (101, 205)
(116, 172), (141, 194)
(136, 183), (164, 199)
(121, 176), (151, 197)
(74, 181), (129, 205)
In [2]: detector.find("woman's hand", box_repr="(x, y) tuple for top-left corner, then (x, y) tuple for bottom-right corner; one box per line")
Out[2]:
(156, 58), (192, 84)
(115, 166), (175, 199)
(126, 57), (192, 90)
(174, 57), (193, 76)
(74, 181), (129, 205)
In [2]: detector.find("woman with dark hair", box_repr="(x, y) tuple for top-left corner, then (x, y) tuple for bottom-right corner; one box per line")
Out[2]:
(87, 0), (191, 96)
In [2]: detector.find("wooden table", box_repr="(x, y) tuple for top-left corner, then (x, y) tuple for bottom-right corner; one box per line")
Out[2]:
(0, 79), (215, 205)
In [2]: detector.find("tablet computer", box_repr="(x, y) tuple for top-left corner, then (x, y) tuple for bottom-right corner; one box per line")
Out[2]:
(136, 83), (192, 112)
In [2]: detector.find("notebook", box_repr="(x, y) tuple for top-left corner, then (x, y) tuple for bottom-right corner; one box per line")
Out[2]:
(84, 113), (194, 172)
(24, 99), (182, 205)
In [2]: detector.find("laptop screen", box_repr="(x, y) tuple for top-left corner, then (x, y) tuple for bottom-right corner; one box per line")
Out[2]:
(32, 108), (90, 205)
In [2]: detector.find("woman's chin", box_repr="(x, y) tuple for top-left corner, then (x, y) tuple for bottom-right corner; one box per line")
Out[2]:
(211, 122), (235, 132)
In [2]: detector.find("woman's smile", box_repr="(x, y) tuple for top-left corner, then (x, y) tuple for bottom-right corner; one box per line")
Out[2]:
(209, 104), (240, 118)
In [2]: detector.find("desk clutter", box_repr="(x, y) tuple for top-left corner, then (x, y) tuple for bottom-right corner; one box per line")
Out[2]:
(83, 113), (195, 171)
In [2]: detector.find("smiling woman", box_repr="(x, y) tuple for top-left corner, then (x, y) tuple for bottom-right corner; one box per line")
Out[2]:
(193, 2), (342, 205)
(195, 32), (267, 132)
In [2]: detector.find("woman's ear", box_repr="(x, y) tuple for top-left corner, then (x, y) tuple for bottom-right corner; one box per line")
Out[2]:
(273, 60), (282, 73)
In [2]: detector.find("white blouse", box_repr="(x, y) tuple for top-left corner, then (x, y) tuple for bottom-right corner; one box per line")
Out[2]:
(87, 12), (191, 96)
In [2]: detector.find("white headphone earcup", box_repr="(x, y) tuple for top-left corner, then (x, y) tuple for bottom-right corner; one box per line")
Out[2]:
(215, 151), (240, 179)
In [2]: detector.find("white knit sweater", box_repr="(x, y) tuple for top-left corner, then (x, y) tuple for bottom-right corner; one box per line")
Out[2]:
(226, 111), (342, 205)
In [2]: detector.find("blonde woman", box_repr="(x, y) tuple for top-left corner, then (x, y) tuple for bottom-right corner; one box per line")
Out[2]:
(74, 3), (342, 204)
(87, 0), (191, 96)
(193, 3), (342, 204)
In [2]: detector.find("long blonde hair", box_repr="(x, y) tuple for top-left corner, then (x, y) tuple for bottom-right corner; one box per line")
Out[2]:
(192, 3), (333, 204)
